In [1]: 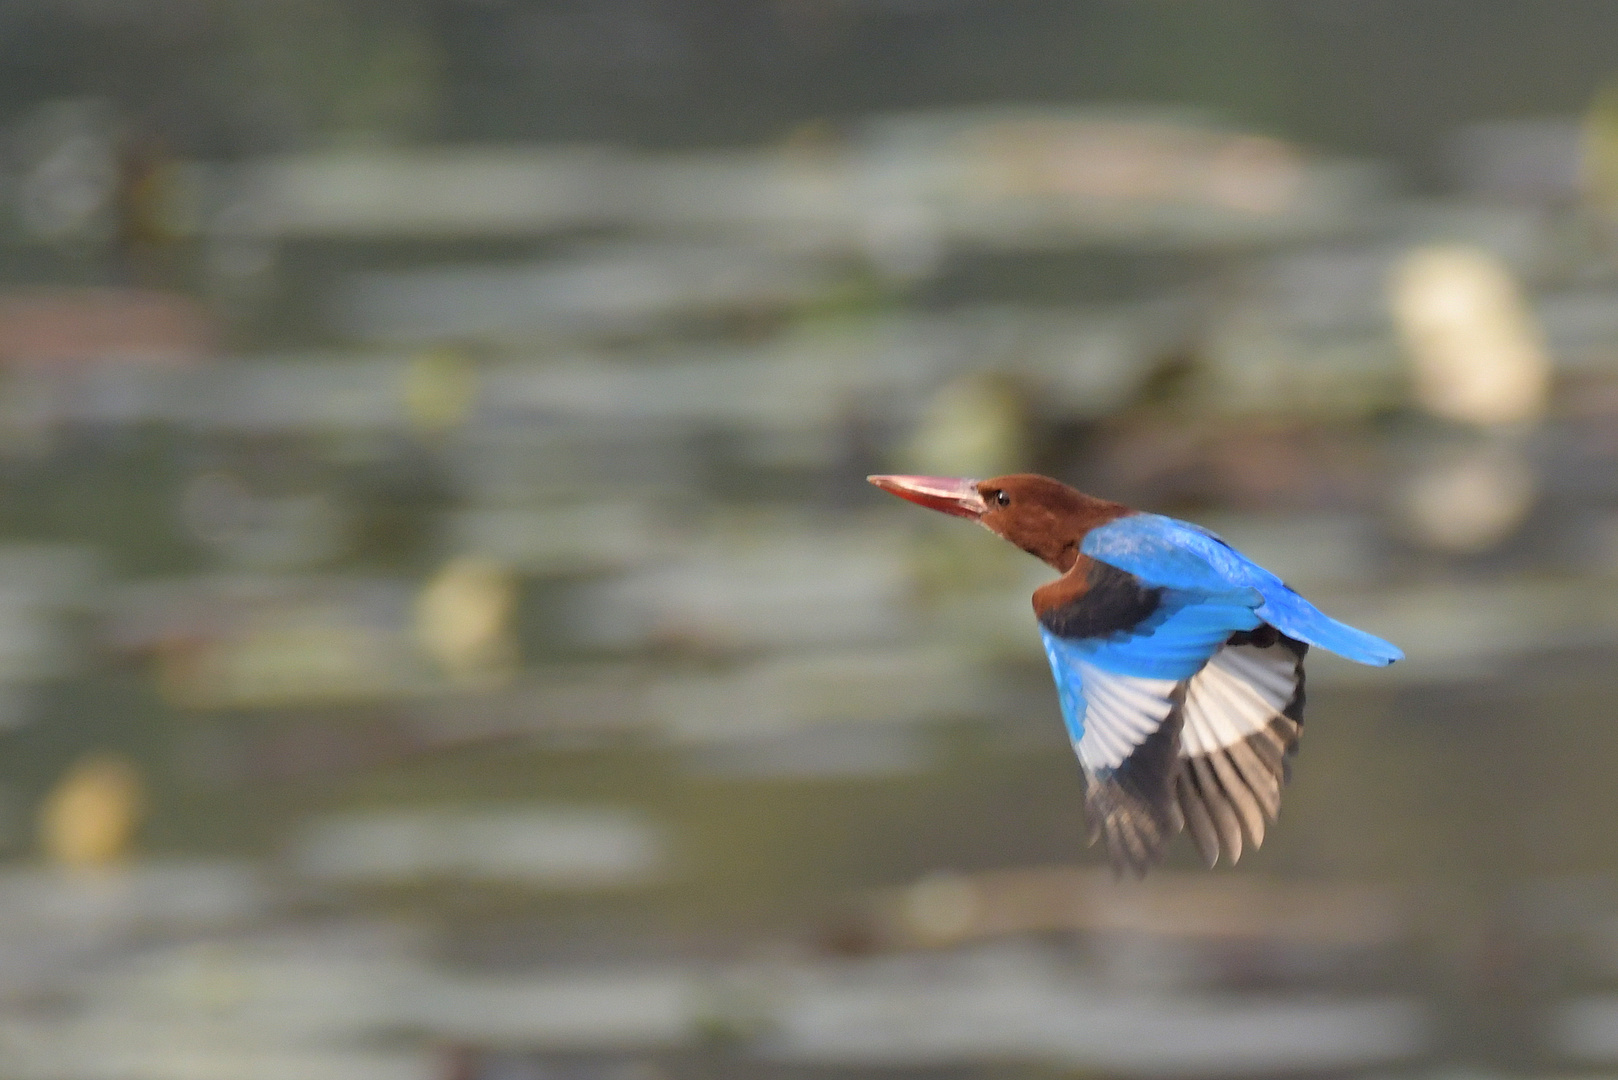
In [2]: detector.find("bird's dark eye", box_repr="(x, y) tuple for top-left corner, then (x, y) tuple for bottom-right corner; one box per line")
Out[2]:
(994, 490), (1010, 507)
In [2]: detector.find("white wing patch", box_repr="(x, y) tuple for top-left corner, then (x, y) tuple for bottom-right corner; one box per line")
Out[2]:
(1057, 635), (1306, 874)
(1072, 657), (1179, 773)
(1180, 643), (1297, 757)
(1174, 639), (1305, 867)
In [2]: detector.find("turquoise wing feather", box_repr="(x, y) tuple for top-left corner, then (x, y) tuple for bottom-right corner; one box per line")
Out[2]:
(1080, 514), (1403, 666)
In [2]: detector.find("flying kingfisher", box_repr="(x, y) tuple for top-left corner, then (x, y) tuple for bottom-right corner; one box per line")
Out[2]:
(869, 473), (1402, 875)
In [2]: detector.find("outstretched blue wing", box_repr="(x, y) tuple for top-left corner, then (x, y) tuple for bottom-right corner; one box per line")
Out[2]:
(1080, 513), (1403, 666)
(1037, 559), (1267, 874)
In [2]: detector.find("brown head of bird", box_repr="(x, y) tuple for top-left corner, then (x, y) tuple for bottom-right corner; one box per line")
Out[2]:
(867, 473), (1132, 572)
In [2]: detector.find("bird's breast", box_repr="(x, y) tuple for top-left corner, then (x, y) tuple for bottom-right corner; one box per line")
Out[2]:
(1034, 556), (1165, 640)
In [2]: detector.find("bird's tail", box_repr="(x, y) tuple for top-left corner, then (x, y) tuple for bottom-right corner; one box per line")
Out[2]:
(1255, 592), (1403, 666)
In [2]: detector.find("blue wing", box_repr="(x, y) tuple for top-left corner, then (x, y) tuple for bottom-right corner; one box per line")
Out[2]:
(1037, 565), (1266, 875)
(1081, 513), (1403, 666)
(1039, 581), (1261, 749)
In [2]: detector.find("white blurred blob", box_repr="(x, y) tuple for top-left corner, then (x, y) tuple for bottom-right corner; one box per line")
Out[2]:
(415, 556), (518, 687)
(1396, 442), (1537, 555)
(1390, 245), (1547, 552)
(1391, 245), (1549, 427)
(15, 101), (119, 242)
(901, 374), (1027, 480)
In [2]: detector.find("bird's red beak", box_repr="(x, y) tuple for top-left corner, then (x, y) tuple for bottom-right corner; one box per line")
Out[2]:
(867, 475), (988, 520)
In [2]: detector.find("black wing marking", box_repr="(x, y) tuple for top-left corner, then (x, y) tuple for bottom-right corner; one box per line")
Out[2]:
(1038, 559), (1164, 640)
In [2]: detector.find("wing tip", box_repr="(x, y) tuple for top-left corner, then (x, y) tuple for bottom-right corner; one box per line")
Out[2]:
(1085, 772), (1180, 877)
(1356, 641), (1404, 666)
(1316, 630), (1404, 666)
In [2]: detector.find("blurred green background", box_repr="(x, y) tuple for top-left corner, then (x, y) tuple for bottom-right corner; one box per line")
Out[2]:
(4, 3), (1618, 1078)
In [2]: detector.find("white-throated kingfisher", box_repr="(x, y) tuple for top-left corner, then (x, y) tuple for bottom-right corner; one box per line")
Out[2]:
(869, 473), (1402, 875)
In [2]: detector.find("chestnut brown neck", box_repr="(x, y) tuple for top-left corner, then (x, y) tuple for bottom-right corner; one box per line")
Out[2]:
(1032, 553), (1096, 613)
(976, 474), (1132, 572)
(1029, 500), (1129, 573)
